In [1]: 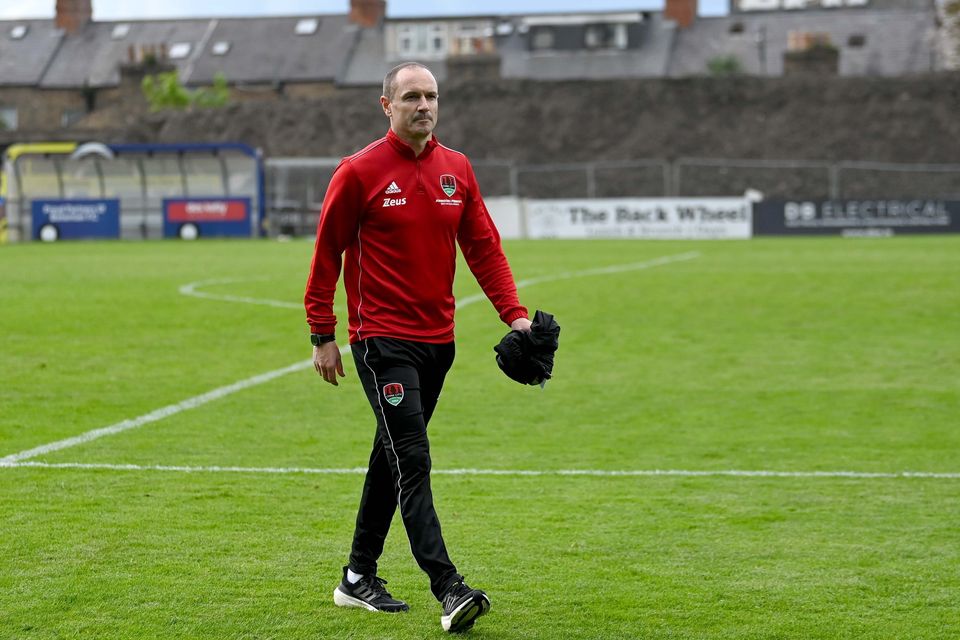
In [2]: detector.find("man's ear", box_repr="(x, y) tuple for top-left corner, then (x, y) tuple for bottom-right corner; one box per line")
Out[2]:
(380, 95), (391, 117)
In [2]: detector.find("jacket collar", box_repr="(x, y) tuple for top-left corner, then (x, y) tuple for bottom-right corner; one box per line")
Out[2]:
(386, 128), (438, 160)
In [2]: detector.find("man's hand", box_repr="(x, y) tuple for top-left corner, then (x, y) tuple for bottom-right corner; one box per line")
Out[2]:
(511, 317), (532, 333)
(314, 342), (346, 386)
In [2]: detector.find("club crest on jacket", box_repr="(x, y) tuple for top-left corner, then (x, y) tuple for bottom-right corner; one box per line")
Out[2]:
(440, 174), (456, 197)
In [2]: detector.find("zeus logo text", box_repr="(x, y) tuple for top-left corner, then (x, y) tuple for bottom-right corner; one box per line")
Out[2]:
(383, 197), (407, 207)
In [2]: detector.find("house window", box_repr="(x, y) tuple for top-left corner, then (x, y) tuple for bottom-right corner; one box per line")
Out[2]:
(584, 24), (629, 50)
(62, 108), (86, 128)
(169, 42), (191, 59)
(295, 18), (319, 35)
(211, 41), (231, 55)
(613, 24), (628, 49)
(585, 25), (604, 48)
(453, 23), (492, 56)
(111, 23), (130, 39)
(531, 27), (554, 51)
(397, 25), (414, 55)
(394, 23), (447, 59)
(0, 107), (18, 131)
(10, 25), (28, 39)
(432, 24), (445, 52)
(847, 34), (866, 47)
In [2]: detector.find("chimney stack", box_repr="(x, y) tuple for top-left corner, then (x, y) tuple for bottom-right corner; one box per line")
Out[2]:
(349, 0), (386, 28)
(664, 0), (696, 29)
(56, 0), (92, 34)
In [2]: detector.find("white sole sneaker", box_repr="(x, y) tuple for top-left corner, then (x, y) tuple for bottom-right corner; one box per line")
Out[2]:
(441, 592), (491, 632)
(333, 585), (378, 612)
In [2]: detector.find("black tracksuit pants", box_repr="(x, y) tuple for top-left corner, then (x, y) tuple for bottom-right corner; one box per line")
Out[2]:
(349, 336), (460, 600)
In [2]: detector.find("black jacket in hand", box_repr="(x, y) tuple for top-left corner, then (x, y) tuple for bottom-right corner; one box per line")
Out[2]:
(494, 309), (560, 386)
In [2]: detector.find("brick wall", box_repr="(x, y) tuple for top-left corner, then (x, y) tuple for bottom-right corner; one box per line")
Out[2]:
(0, 87), (87, 132)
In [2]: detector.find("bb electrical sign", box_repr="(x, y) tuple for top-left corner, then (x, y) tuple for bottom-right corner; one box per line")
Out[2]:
(163, 198), (252, 239)
(753, 200), (960, 236)
(525, 198), (752, 239)
(31, 199), (120, 241)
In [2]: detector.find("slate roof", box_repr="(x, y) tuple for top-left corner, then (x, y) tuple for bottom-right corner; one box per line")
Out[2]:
(668, 9), (940, 76)
(340, 24), (396, 86)
(0, 20), (64, 86)
(18, 14), (357, 89)
(0, 2), (944, 90)
(39, 19), (214, 88)
(188, 15), (359, 85)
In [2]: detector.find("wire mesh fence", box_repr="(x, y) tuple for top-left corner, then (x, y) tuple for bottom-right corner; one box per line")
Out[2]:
(263, 157), (960, 236)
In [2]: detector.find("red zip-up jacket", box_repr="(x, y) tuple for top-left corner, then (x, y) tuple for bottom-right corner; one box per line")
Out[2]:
(305, 129), (527, 344)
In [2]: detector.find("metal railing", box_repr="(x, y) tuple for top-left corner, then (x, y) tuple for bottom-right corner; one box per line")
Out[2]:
(264, 156), (960, 236)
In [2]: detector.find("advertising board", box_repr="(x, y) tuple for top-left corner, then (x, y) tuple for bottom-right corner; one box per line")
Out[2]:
(525, 198), (752, 239)
(163, 198), (252, 239)
(753, 200), (960, 236)
(31, 199), (121, 241)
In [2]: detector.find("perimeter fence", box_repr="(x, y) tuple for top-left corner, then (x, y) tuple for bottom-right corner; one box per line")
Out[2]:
(265, 157), (960, 236)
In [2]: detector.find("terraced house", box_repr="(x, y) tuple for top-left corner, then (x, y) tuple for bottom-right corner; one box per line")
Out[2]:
(0, 0), (949, 136)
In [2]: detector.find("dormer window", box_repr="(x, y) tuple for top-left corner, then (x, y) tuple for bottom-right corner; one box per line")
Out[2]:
(111, 24), (130, 39)
(531, 27), (554, 51)
(395, 23), (447, 59)
(169, 42), (192, 59)
(584, 23), (629, 50)
(10, 25), (28, 39)
(295, 18), (319, 35)
(211, 41), (231, 55)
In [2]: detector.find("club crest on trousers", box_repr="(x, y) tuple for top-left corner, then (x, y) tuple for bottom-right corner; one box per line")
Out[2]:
(383, 382), (404, 406)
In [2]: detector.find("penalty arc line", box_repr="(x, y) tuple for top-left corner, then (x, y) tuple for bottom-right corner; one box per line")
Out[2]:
(0, 252), (700, 464)
(2, 461), (959, 480)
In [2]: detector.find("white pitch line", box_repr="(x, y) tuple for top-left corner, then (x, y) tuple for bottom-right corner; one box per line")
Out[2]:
(1, 252), (700, 463)
(0, 360), (315, 463)
(179, 277), (303, 309)
(1, 461), (959, 480)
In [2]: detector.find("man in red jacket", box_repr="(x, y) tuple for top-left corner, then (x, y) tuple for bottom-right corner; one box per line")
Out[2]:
(304, 62), (531, 633)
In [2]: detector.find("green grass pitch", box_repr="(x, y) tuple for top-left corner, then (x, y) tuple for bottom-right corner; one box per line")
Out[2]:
(1, 236), (958, 639)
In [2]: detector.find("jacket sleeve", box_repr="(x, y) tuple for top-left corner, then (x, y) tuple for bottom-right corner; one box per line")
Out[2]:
(457, 159), (528, 326)
(304, 160), (363, 335)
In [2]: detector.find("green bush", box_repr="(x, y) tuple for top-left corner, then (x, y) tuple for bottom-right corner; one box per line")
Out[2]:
(142, 71), (229, 111)
(707, 55), (743, 76)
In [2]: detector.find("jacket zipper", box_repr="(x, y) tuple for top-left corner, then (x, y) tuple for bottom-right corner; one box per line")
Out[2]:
(416, 159), (425, 194)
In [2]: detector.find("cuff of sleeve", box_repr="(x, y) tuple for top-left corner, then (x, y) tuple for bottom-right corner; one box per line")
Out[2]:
(502, 308), (529, 327)
(310, 324), (335, 335)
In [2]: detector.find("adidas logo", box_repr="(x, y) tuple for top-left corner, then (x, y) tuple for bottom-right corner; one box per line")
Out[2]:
(385, 181), (401, 194)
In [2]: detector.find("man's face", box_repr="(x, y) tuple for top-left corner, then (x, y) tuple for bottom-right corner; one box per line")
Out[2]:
(381, 67), (439, 143)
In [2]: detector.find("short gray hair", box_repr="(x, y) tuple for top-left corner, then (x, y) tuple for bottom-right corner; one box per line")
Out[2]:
(382, 62), (432, 100)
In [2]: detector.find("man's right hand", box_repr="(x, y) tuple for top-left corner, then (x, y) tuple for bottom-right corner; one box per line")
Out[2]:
(314, 342), (346, 386)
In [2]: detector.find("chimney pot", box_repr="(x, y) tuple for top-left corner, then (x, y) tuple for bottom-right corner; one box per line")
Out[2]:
(350, 0), (386, 28)
(664, 0), (697, 29)
(55, 0), (93, 34)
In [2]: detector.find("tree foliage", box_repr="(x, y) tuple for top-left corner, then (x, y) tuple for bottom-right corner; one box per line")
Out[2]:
(707, 55), (743, 76)
(142, 71), (230, 111)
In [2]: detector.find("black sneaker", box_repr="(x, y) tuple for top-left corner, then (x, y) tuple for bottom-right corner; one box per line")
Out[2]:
(333, 567), (409, 613)
(440, 579), (490, 633)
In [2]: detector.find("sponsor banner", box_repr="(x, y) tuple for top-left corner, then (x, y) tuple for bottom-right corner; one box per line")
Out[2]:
(525, 198), (752, 239)
(754, 200), (960, 236)
(163, 198), (252, 239)
(31, 199), (121, 241)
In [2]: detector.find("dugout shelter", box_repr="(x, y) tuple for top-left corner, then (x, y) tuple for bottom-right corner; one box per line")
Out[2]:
(0, 141), (264, 242)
